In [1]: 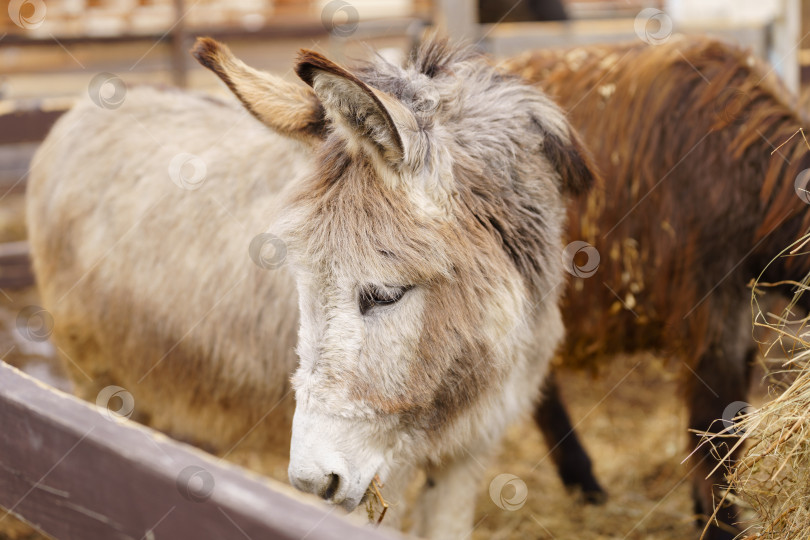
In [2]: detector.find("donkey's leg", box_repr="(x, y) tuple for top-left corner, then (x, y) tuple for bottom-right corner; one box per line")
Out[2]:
(534, 370), (605, 503)
(412, 452), (487, 540)
(686, 344), (755, 540)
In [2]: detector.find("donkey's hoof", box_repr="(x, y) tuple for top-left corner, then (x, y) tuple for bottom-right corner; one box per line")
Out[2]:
(559, 465), (606, 505)
(581, 487), (607, 505)
(697, 523), (738, 540)
(565, 482), (607, 505)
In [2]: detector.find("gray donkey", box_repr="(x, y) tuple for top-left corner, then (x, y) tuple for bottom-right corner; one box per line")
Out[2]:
(27, 36), (595, 537)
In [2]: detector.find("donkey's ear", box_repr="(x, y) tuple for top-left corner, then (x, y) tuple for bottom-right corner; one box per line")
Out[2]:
(191, 38), (325, 144)
(295, 50), (410, 166)
(541, 126), (599, 196)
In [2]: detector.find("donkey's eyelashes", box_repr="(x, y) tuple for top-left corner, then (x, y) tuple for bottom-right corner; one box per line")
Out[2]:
(359, 285), (412, 315)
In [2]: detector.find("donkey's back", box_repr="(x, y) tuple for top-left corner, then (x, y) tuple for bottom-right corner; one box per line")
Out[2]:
(27, 85), (303, 453)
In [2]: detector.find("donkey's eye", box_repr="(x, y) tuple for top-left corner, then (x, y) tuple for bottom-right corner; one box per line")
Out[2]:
(359, 286), (410, 315)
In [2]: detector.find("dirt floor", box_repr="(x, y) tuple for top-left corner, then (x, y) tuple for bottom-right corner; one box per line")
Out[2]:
(475, 355), (700, 540)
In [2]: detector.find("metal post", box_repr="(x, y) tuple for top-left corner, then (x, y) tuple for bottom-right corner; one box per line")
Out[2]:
(434, 0), (479, 42)
(170, 0), (188, 88)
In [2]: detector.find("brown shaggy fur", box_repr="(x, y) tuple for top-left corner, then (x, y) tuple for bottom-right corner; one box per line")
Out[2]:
(504, 36), (810, 539)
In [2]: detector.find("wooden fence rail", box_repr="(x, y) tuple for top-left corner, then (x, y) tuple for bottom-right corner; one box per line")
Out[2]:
(0, 362), (399, 540)
(0, 241), (33, 288)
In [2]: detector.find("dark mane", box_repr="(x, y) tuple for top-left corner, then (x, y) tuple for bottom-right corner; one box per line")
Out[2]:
(410, 35), (478, 78)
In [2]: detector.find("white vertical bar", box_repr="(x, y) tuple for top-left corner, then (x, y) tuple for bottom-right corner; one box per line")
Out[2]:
(434, 0), (478, 41)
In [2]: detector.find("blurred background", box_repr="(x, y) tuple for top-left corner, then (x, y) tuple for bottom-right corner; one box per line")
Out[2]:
(1, 1), (809, 539)
(0, 0), (808, 248)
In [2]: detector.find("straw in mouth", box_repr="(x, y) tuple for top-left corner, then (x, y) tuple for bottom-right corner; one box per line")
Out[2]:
(364, 474), (388, 526)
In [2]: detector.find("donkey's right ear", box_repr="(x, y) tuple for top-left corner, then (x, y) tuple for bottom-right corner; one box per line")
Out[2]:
(191, 37), (325, 144)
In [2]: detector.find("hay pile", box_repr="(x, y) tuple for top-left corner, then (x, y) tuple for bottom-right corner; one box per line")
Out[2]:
(707, 232), (810, 539)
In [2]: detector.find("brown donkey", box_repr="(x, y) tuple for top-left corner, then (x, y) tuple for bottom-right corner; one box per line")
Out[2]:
(27, 37), (596, 537)
(506, 36), (810, 538)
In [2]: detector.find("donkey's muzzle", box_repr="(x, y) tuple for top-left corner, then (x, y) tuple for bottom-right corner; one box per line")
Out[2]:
(289, 465), (348, 505)
(288, 407), (369, 510)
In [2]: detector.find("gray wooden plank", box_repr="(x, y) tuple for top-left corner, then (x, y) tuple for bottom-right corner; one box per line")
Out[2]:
(0, 241), (33, 288)
(0, 362), (399, 540)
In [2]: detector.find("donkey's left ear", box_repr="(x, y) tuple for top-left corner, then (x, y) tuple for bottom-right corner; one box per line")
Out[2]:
(295, 50), (415, 167)
(542, 126), (599, 196)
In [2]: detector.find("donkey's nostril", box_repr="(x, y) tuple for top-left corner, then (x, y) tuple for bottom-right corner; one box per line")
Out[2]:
(321, 473), (341, 501)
